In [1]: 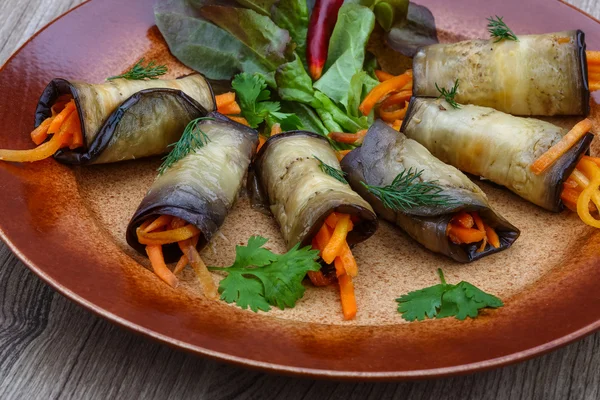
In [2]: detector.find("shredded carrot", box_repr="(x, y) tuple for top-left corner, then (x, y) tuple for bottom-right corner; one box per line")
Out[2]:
(337, 274), (357, 320)
(530, 119), (593, 175)
(173, 254), (189, 275)
(335, 149), (351, 161)
(484, 226), (500, 248)
(0, 129), (69, 162)
(451, 211), (474, 229)
(583, 156), (600, 167)
(257, 135), (267, 152)
(381, 90), (412, 110)
(587, 51), (600, 64)
(48, 101), (75, 134)
(314, 223), (333, 253)
(375, 69), (395, 82)
(322, 214), (351, 264)
(270, 123), (282, 136)
(359, 70), (412, 116)
(391, 120), (403, 131)
(182, 242), (219, 300)
(576, 159), (600, 228)
(31, 118), (53, 145)
(472, 212), (485, 231)
(144, 215), (174, 233)
(556, 37), (570, 44)
(447, 225), (487, 245)
(228, 116), (250, 126)
(590, 82), (600, 91)
(379, 102), (408, 123)
(325, 212), (339, 229)
(145, 245), (178, 287)
(338, 243), (358, 277)
(215, 92), (236, 109)
(218, 101), (242, 115)
(136, 224), (201, 245)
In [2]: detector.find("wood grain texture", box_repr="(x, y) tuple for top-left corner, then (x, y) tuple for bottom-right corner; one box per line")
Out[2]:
(0, 0), (599, 398)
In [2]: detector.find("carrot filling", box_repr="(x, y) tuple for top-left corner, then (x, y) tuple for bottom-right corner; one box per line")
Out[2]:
(0, 96), (84, 162)
(136, 215), (218, 299)
(446, 211), (500, 252)
(308, 212), (358, 320)
(215, 92), (249, 126)
(587, 51), (600, 91)
(560, 156), (600, 228)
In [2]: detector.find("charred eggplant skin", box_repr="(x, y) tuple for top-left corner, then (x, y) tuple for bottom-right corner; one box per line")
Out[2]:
(401, 97), (593, 212)
(126, 113), (257, 262)
(341, 120), (520, 263)
(35, 74), (215, 165)
(253, 131), (377, 249)
(412, 30), (589, 116)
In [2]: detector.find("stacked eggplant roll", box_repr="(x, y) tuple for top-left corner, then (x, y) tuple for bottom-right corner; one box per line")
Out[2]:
(126, 113), (258, 298)
(0, 74), (215, 164)
(412, 30), (589, 116)
(253, 132), (378, 320)
(400, 98), (594, 213)
(341, 120), (520, 262)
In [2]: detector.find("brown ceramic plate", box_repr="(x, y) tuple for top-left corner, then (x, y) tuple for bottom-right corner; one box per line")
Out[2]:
(1, 0), (600, 381)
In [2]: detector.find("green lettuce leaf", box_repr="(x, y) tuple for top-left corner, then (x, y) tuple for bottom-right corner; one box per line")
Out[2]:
(155, 0), (274, 81)
(313, 4), (375, 110)
(275, 54), (314, 103)
(271, 0), (309, 66)
(200, 6), (293, 71)
(280, 102), (329, 136)
(347, 71), (378, 119)
(234, 0), (279, 16)
(313, 91), (368, 133)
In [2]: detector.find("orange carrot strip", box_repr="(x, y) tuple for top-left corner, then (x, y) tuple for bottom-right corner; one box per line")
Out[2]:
(590, 82), (600, 92)
(144, 215), (174, 233)
(173, 254), (189, 275)
(218, 101), (242, 115)
(270, 123), (282, 136)
(322, 214), (351, 264)
(184, 242), (219, 300)
(557, 37), (570, 44)
(564, 176), (580, 189)
(339, 243), (358, 277)
(145, 245), (178, 287)
(0, 129), (69, 162)
(530, 119), (593, 175)
(257, 135), (267, 152)
(375, 69), (395, 82)
(472, 212), (485, 232)
(587, 51), (600, 64)
(137, 224), (201, 245)
(589, 71), (600, 82)
(334, 257), (345, 278)
(359, 71), (412, 116)
(447, 225), (486, 244)
(31, 118), (53, 145)
(582, 156), (600, 167)
(48, 101), (75, 134)
(329, 132), (362, 144)
(379, 103), (408, 123)
(336, 149), (351, 161)
(307, 270), (335, 286)
(215, 92), (236, 109)
(391, 119), (402, 131)
(484, 225), (500, 248)
(380, 90), (412, 110)
(451, 211), (474, 229)
(337, 274), (357, 320)
(325, 212), (338, 229)
(561, 187), (581, 212)
(314, 224), (333, 253)
(228, 116), (250, 126)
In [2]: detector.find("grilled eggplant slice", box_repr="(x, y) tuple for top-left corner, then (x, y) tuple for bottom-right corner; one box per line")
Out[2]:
(34, 74), (215, 164)
(126, 113), (257, 262)
(253, 131), (377, 249)
(341, 120), (520, 263)
(412, 30), (589, 116)
(401, 97), (593, 211)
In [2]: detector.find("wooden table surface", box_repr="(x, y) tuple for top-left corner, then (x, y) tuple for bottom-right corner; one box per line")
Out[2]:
(1, 0), (599, 398)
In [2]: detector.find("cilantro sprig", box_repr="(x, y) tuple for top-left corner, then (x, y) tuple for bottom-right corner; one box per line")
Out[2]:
(107, 58), (168, 81)
(208, 236), (320, 312)
(362, 168), (454, 211)
(314, 156), (348, 184)
(435, 79), (461, 109)
(487, 16), (518, 43)
(396, 269), (503, 321)
(158, 117), (213, 175)
(231, 73), (302, 131)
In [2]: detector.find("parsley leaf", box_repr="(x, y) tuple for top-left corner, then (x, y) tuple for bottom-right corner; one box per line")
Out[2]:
(209, 236), (320, 312)
(396, 269), (503, 321)
(231, 73), (302, 131)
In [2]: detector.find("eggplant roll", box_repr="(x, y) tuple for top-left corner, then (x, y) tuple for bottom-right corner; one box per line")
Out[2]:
(413, 30), (589, 116)
(35, 74), (215, 164)
(341, 120), (520, 263)
(401, 97), (594, 211)
(126, 113), (257, 262)
(253, 132), (377, 249)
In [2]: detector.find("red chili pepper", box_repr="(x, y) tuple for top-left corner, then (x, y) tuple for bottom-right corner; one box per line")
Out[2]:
(306, 0), (344, 80)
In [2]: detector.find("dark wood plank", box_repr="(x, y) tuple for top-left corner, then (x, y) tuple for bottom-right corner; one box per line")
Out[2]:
(0, 0), (599, 399)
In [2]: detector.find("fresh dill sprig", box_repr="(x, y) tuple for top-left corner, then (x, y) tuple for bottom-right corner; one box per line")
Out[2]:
(107, 58), (168, 81)
(314, 156), (348, 184)
(158, 118), (214, 175)
(487, 16), (518, 43)
(362, 168), (454, 211)
(435, 79), (461, 109)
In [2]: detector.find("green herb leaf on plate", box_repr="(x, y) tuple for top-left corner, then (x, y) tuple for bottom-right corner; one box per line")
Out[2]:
(314, 156), (348, 184)
(107, 58), (168, 81)
(208, 236), (321, 311)
(396, 269), (503, 321)
(158, 117), (214, 175)
(436, 79), (461, 109)
(487, 15), (518, 43)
